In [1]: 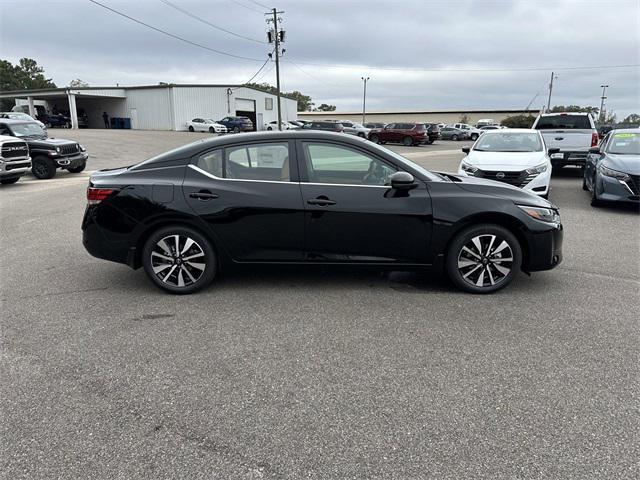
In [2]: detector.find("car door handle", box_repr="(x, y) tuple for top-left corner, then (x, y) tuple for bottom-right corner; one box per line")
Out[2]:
(189, 190), (219, 200)
(307, 197), (336, 206)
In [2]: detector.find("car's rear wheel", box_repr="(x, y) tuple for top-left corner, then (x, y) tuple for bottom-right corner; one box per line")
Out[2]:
(369, 134), (379, 144)
(142, 226), (217, 294)
(32, 156), (56, 179)
(188, 126), (194, 132)
(582, 174), (588, 191)
(403, 136), (414, 146)
(446, 224), (522, 294)
(357, 132), (365, 138)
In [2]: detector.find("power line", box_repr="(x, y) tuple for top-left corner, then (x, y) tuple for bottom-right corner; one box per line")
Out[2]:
(248, 0), (270, 9)
(87, 0), (263, 62)
(286, 58), (640, 73)
(285, 58), (349, 87)
(159, 0), (266, 44)
(228, 0), (264, 14)
(232, 52), (273, 91)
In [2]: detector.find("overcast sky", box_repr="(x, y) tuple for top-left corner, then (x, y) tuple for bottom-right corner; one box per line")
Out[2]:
(1, 0), (638, 117)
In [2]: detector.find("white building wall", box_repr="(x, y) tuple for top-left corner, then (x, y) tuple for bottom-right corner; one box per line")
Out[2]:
(231, 87), (297, 126)
(123, 88), (173, 130)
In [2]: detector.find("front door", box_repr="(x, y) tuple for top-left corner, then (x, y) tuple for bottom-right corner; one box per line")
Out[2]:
(297, 140), (432, 264)
(183, 140), (305, 262)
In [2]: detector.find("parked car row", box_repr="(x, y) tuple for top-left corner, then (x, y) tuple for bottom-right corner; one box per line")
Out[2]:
(456, 112), (639, 208)
(0, 119), (89, 184)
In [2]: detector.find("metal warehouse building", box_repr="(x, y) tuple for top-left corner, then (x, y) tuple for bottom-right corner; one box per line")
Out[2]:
(0, 84), (298, 131)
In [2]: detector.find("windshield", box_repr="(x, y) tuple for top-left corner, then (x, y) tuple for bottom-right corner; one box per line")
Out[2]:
(474, 132), (542, 152)
(607, 132), (640, 155)
(8, 122), (46, 138)
(367, 142), (441, 181)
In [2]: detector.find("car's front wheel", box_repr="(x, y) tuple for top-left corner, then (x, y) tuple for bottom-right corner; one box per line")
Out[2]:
(403, 136), (414, 146)
(446, 224), (522, 294)
(451, 134), (459, 141)
(590, 175), (601, 206)
(32, 156), (57, 179)
(188, 126), (195, 132)
(142, 226), (217, 294)
(233, 126), (240, 133)
(369, 134), (379, 143)
(470, 133), (479, 141)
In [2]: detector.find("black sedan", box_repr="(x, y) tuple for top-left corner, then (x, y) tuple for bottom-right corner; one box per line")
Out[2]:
(82, 131), (563, 294)
(583, 128), (640, 206)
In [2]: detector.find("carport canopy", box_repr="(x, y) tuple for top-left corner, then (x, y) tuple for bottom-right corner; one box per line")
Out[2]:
(0, 87), (126, 129)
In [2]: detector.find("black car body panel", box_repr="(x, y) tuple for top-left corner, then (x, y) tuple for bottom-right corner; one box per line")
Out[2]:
(83, 131), (562, 279)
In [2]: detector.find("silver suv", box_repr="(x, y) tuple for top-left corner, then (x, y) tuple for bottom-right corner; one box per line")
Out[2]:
(0, 135), (31, 185)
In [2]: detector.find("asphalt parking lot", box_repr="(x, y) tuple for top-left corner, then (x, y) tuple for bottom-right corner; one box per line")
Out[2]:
(1, 129), (639, 479)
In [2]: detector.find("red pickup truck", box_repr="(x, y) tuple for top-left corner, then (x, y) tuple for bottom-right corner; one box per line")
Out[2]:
(368, 122), (430, 146)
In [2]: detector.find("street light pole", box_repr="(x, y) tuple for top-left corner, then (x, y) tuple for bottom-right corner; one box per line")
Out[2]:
(599, 84), (609, 122)
(546, 72), (558, 113)
(361, 77), (369, 124)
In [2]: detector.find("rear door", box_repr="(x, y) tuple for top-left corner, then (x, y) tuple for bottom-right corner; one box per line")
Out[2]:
(183, 140), (305, 261)
(297, 140), (432, 264)
(534, 114), (595, 151)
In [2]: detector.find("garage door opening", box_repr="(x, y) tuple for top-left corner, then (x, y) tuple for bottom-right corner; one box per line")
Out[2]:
(235, 110), (257, 131)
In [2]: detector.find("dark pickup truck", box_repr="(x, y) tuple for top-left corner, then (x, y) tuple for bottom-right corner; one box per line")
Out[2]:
(0, 119), (88, 179)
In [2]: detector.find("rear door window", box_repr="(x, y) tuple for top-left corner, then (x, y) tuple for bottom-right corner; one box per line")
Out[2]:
(535, 115), (592, 129)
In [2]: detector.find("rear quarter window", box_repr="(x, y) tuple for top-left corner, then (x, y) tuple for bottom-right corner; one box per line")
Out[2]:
(535, 115), (592, 129)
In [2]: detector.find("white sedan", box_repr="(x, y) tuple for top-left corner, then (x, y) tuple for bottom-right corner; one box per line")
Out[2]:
(264, 121), (298, 131)
(458, 129), (554, 198)
(186, 118), (227, 133)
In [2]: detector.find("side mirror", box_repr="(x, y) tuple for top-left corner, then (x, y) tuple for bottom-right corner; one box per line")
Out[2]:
(548, 148), (561, 155)
(390, 171), (417, 190)
(462, 147), (470, 154)
(588, 147), (600, 154)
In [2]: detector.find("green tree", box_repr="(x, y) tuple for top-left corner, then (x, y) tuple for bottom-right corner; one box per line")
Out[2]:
(69, 78), (89, 87)
(0, 58), (56, 110)
(501, 114), (536, 128)
(315, 103), (336, 112)
(550, 105), (599, 115)
(622, 113), (640, 125)
(459, 113), (470, 124)
(244, 82), (316, 111)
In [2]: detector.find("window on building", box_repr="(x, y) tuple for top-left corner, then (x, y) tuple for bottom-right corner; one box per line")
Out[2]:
(265, 98), (273, 110)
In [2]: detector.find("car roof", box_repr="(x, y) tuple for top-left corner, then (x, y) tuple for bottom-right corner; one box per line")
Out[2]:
(0, 118), (37, 125)
(539, 112), (592, 116)
(481, 128), (538, 133)
(609, 128), (640, 134)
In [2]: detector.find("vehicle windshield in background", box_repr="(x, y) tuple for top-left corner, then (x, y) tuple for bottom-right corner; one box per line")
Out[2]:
(8, 122), (46, 138)
(607, 132), (640, 155)
(535, 115), (591, 129)
(474, 132), (543, 152)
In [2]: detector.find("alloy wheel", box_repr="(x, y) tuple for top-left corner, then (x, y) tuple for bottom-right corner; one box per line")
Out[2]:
(150, 234), (206, 288)
(457, 234), (513, 288)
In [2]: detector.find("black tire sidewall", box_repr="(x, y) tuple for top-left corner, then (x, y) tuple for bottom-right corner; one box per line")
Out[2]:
(370, 134), (379, 143)
(32, 156), (56, 179)
(188, 126), (194, 132)
(403, 136), (413, 146)
(142, 225), (217, 294)
(446, 224), (522, 294)
(452, 135), (458, 141)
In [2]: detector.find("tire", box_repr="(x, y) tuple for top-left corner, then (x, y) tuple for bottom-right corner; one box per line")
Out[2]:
(357, 132), (365, 138)
(403, 136), (414, 146)
(470, 134), (479, 141)
(452, 134), (459, 141)
(188, 126), (194, 132)
(142, 225), (217, 294)
(67, 161), (86, 174)
(0, 176), (20, 185)
(427, 139), (434, 145)
(267, 126), (273, 131)
(208, 127), (214, 133)
(369, 134), (379, 144)
(233, 126), (240, 133)
(32, 156), (57, 179)
(582, 174), (588, 191)
(446, 224), (522, 294)
(590, 175), (601, 207)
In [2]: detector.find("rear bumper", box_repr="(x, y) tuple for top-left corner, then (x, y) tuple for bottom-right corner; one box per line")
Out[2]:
(522, 224), (563, 272)
(550, 151), (588, 166)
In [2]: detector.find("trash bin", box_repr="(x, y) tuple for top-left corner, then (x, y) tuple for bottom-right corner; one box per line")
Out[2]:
(121, 118), (131, 129)
(110, 118), (117, 128)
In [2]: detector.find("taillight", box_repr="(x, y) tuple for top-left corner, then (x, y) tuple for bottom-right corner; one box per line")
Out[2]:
(87, 187), (116, 205)
(591, 132), (599, 147)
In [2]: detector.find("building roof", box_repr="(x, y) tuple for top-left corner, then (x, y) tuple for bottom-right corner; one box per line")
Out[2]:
(299, 109), (535, 115)
(0, 84), (297, 100)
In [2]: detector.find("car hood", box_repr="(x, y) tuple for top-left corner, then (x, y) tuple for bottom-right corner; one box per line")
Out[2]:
(602, 153), (640, 175)
(436, 171), (555, 208)
(26, 137), (78, 148)
(464, 151), (548, 169)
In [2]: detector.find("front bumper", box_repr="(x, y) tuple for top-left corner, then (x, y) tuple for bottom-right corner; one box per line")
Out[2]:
(523, 223), (563, 272)
(0, 158), (32, 177)
(457, 167), (551, 196)
(597, 173), (640, 203)
(55, 152), (88, 168)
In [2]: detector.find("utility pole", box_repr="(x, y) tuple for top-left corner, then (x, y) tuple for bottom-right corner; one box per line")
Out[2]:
(361, 77), (369, 124)
(599, 84), (609, 122)
(267, 8), (285, 130)
(546, 72), (558, 113)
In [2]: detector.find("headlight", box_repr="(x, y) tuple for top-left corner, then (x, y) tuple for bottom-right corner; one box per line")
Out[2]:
(600, 165), (630, 181)
(55, 146), (61, 153)
(79, 144), (86, 152)
(517, 205), (560, 224)
(461, 162), (478, 174)
(526, 163), (548, 175)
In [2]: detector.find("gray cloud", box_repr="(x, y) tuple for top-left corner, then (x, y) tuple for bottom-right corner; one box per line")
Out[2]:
(1, 0), (638, 117)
